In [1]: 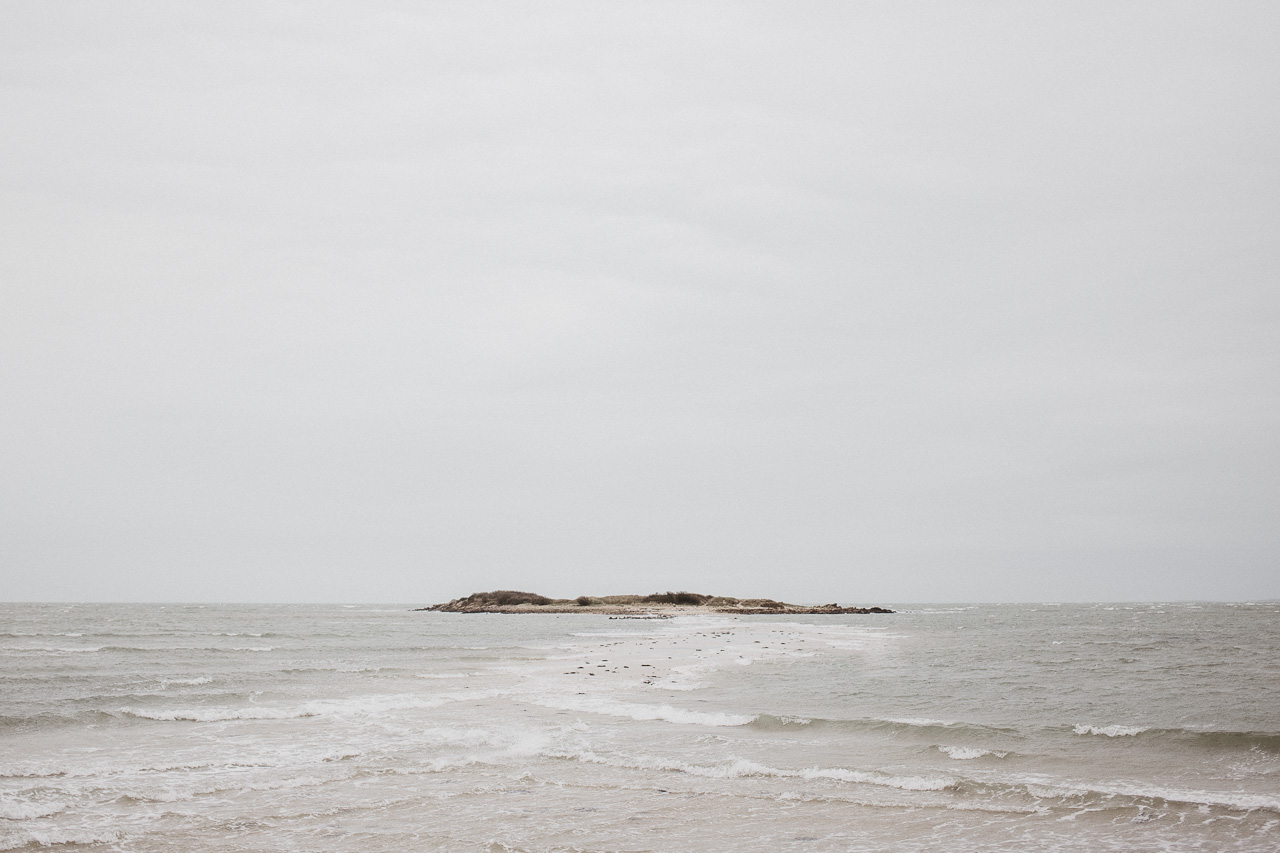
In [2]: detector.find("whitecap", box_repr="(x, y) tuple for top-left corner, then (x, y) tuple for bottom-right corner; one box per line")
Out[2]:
(530, 695), (755, 727)
(120, 706), (311, 722)
(562, 751), (954, 792)
(7, 828), (122, 848)
(0, 796), (67, 820)
(119, 689), (495, 723)
(1020, 775), (1280, 814)
(798, 765), (955, 791)
(938, 745), (1007, 760)
(1073, 724), (1148, 737)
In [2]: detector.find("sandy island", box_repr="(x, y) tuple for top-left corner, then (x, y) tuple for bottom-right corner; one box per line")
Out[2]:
(414, 590), (893, 615)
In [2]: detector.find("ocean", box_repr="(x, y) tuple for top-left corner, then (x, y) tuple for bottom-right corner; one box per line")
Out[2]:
(1, 602), (1277, 852)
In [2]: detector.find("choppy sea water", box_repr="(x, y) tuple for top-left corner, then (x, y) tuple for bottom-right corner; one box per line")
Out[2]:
(1, 602), (1278, 852)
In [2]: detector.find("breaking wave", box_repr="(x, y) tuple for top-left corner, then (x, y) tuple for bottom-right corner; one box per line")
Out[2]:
(1070, 724), (1280, 752)
(1074, 723), (1149, 737)
(530, 695), (755, 727)
(118, 690), (497, 723)
(938, 745), (1009, 760)
(749, 714), (1019, 739)
(558, 751), (957, 792)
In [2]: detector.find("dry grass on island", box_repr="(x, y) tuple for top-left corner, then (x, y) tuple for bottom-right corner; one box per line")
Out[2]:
(416, 590), (893, 615)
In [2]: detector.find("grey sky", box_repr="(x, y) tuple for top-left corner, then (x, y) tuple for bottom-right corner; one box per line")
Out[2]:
(2, 2), (1277, 603)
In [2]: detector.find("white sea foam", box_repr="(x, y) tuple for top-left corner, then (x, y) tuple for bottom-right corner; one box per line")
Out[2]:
(1093, 783), (1280, 814)
(1016, 774), (1280, 814)
(2, 829), (122, 850)
(651, 663), (714, 690)
(0, 797), (66, 821)
(1073, 724), (1149, 737)
(571, 631), (657, 637)
(938, 745), (1007, 760)
(797, 765), (955, 791)
(120, 705), (309, 722)
(531, 694), (755, 727)
(120, 690), (497, 722)
(565, 751), (955, 792)
(886, 717), (957, 728)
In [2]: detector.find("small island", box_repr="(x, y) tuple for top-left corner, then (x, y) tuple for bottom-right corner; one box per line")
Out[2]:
(415, 590), (893, 615)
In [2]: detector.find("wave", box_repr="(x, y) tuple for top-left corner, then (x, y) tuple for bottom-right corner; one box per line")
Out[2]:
(120, 706), (312, 722)
(966, 774), (1280, 815)
(0, 797), (66, 821)
(747, 714), (813, 728)
(557, 751), (956, 792)
(586, 755), (1280, 815)
(0, 632), (82, 638)
(117, 689), (502, 723)
(749, 714), (1020, 739)
(1069, 724), (1280, 753)
(1073, 724), (1148, 737)
(937, 745), (1009, 760)
(0, 710), (117, 732)
(2, 644), (278, 656)
(0, 828), (121, 851)
(749, 715), (1280, 756)
(529, 695), (755, 727)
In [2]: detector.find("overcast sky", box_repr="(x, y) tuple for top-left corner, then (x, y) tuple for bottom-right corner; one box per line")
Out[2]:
(2, 2), (1277, 603)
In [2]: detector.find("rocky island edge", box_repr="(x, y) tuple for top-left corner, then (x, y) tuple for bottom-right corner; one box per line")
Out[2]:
(415, 590), (893, 615)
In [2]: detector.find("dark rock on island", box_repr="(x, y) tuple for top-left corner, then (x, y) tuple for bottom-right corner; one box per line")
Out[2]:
(414, 590), (893, 615)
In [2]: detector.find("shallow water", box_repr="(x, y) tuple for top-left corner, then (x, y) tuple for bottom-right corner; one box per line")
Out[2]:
(2, 602), (1278, 851)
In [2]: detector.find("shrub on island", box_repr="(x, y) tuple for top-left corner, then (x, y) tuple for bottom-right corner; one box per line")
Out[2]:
(459, 590), (552, 607)
(739, 598), (786, 609)
(642, 591), (711, 605)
